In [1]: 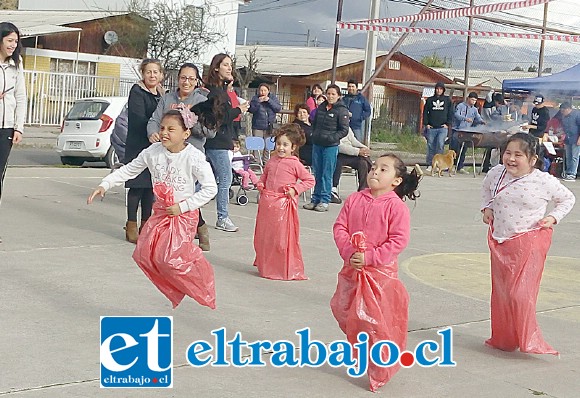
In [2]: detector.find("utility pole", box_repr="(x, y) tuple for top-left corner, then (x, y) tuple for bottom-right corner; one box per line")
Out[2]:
(330, 0), (344, 84)
(362, 0), (380, 147)
(538, 2), (549, 77)
(463, 0), (475, 100)
(243, 26), (248, 46)
(306, 29), (310, 47)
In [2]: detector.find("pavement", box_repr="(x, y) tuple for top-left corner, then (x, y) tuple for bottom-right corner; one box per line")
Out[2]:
(1, 164), (579, 397)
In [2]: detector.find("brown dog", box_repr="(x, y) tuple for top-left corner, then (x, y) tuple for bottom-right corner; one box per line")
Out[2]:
(431, 150), (456, 177)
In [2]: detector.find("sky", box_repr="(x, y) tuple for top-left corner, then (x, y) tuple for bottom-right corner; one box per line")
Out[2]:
(237, 0), (580, 52)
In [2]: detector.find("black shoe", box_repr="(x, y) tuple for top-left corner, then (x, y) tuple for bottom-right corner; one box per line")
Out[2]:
(330, 192), (342, 204)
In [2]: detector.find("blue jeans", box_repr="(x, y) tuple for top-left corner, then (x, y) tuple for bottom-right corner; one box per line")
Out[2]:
(206, 149), (232, 220)
(311, 144), (339, 204)
(565, 144), (580, 177)
(426, 127), (448, 165)
(351, 126), (364, 143)
(449, 130), (468, 171)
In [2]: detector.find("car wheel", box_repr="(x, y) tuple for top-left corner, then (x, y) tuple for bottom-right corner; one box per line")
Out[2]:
(104, 147), (118, 169)
(61, 157), (85, 166)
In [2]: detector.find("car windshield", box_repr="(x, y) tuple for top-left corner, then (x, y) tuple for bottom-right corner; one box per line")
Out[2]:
(66, 101), (109, 120)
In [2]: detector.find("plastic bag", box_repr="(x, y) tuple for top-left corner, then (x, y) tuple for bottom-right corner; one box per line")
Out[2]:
(133, 183), (216, 309)
(486, 228), (557, 355)
(330, 232), (409, 392)
(253, 188), (307, 280)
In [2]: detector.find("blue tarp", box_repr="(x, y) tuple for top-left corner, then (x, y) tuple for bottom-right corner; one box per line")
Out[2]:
(503, 64), (580, 94)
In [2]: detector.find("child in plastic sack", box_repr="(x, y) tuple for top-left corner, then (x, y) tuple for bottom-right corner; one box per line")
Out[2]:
(481, 132), (574, 355)
(254, 123), (315, 280)
(229, 139), (259, 190)
(87, 109), (218, 309)
(330, 153), (421, 392)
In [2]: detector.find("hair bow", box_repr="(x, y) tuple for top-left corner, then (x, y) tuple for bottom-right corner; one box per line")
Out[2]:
(179, 107), (198, 129)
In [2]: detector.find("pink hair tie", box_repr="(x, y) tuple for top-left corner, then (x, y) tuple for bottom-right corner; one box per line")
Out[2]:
(179, 107), (198, 129)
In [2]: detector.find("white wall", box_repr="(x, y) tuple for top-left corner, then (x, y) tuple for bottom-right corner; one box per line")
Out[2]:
(18, 0), (142, 11)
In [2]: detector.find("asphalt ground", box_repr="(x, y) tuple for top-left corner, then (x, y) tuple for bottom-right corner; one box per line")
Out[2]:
(1, 165), (579, 397)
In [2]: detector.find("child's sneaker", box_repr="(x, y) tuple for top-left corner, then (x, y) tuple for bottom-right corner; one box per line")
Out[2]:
(303, 202), (317, 210)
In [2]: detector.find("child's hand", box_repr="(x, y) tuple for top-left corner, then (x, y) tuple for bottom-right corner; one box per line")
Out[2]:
(166, 204), (182, 216)
(482, 208), (494, 225)
(286, 187), (296, 197)
(257, 182), (264, 192)
(87, 187), (106, 204)
(349, 252), (365, 269)
(538, 216), (556, 229)
(149, 132), (160, 143)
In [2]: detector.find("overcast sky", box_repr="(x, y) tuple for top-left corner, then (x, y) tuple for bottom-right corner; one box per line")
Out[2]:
(237, 0), (580, 52)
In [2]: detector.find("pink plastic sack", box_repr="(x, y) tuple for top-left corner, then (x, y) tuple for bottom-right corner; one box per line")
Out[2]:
(486, 228), (557, 355)
(253, 188), (307, 280)
(330, 232), (409, 392)
(132, 183), (216, 309)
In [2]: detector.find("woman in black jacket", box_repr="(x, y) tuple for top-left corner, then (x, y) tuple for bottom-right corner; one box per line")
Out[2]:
(293, 103), (313, 166)
(123, 58), (164, 243)
(304, 84), (349, 212)
(204, 53), (249, 232)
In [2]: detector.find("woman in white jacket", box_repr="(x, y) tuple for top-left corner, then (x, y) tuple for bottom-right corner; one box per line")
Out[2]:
(0, 22), (26, 242)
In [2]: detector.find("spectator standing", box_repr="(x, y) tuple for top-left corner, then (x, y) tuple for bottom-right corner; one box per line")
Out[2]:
(343, 80), (371, 142)
(306, 83), (323, 112)
(451, 92), (485, 174)
(559, 102), (580, 182)
(422, 82), (453, 172)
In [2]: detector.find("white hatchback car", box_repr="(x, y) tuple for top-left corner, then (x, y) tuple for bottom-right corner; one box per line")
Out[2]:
(56, 97), (128, 167)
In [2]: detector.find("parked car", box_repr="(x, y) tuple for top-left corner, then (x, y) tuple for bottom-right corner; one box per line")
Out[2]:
(56, 97), (128, 168)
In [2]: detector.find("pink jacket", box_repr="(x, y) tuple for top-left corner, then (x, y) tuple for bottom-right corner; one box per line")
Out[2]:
(259, 155), (315, 195)
(334, 190), (410, 270)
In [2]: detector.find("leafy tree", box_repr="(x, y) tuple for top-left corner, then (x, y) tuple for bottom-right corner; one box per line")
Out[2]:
(527, 65), (538, 72)
(512, 66), (524, 71)
(420, 53), (446, 68)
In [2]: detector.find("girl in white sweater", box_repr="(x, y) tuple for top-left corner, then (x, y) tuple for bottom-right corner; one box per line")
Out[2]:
(88, 109), (218, 309)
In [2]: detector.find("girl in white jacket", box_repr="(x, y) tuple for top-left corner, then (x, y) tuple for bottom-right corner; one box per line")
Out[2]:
(0, 22), (26, 242)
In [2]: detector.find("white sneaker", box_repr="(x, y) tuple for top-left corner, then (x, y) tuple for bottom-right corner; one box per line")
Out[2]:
(425, 166), (432, 172)
(215, 217), (239, 232)
(457, 169), (469, 175)
(563, 175), (576, 182)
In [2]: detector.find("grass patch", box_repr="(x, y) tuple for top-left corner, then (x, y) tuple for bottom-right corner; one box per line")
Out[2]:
(371, 128), (427, 154)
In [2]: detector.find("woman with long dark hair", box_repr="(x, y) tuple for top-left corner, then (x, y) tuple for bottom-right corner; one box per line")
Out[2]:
(0, 22), (26, 244)
(204, 53), (249, 232)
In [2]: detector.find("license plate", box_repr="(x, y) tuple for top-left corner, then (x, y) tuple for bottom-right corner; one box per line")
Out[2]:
(67, 141), (83, 149)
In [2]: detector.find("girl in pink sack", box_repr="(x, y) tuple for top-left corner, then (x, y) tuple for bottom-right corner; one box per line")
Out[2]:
(88, 109), (218, 309)
(481, 133), (574, 355)
(254, 123), (315, 280)
(330, 154), (421, 392)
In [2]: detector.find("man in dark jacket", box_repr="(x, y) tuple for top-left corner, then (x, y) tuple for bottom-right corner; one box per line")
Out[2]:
(343, 80), (371, 142)
(423, 82), (453, 171)
(560, 102), (580, 181)
(525, 94), (550, 138)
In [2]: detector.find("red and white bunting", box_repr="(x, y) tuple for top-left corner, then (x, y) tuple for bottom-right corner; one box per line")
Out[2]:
(354, 0), (553, 25)
(337, 23), (580, 42)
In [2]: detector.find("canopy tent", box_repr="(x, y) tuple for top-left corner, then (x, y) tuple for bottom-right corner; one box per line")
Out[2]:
(503, 64), (580, 94)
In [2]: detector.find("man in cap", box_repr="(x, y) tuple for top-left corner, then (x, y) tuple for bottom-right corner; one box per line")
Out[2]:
(559, 102), (580, 181)
(423, 82), (453, 172)
(525, 94), (550, 138)
(451, 91), (485, 174)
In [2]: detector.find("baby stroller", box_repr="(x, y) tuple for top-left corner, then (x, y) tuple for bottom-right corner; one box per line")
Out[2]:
(229, 155), (255, 206)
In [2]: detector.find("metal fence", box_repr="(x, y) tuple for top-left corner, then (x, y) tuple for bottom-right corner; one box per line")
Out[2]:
(23, 70), (136, 126)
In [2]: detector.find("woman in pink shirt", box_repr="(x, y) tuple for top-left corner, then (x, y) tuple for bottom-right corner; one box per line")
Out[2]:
(482, 133), (575, 355)
(330, 154), (421, 391)
(306, 83), (323, 112)
(254, 124), (315, 280)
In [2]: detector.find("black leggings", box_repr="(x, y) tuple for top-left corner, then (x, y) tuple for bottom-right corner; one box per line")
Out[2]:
(127, 188), (154, 223)
(0, 129), (14, 204)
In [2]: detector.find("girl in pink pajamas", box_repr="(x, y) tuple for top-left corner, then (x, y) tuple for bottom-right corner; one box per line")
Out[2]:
(330, 154), (421, 391)
(254, 124), (315, 280)
(482, 133), (574, 355)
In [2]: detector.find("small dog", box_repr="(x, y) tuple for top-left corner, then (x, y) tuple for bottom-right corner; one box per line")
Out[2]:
(431, 150), (456, 177)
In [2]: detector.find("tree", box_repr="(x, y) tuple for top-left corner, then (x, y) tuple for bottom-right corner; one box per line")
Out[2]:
(512, 66), (524, 71)
(420, 53), (446, 68)
(527, 65), (538, 73)
(129, 0), (226, 72)
(233, 47), (261, 100)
